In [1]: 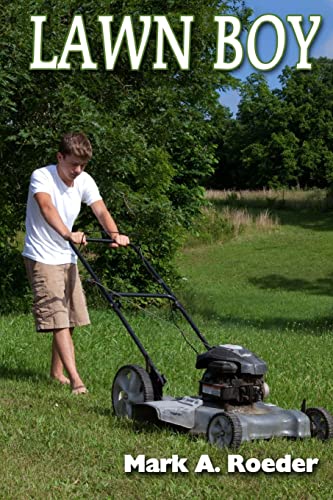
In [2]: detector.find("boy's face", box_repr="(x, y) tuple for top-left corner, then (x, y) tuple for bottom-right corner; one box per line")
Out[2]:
(57, 152), (88, 186)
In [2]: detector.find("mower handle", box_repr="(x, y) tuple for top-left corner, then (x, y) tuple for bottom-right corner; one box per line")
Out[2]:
(73, 236), (211, 350)
(85, 237), (136, 251)
(85, 237), (117, 244)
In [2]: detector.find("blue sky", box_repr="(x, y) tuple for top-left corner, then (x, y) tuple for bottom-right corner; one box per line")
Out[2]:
(220, 0), (333, 114)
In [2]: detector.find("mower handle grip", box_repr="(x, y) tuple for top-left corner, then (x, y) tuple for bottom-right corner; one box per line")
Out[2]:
(86, 237), (117, 244)
(85, 236), (135, 247)
(85, 237), (138, 252)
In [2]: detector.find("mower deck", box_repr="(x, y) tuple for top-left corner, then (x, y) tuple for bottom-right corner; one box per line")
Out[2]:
(133, 397), (311, 447)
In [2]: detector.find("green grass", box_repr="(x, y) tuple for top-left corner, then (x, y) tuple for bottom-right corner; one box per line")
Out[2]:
(2, 208), (333, 498)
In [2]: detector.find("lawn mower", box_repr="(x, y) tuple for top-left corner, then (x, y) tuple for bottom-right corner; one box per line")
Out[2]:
(70, 238), (333, 448)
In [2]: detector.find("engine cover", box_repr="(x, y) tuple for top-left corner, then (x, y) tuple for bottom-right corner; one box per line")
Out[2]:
(197, 344), (268, 405)
(196, 344), (267, 375)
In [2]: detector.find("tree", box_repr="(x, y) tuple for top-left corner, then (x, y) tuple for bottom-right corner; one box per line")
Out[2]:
(0, 0), (251, 311)
(212, 74), (299, 189)
(278, 57), (333, 187)
(212, 58), (333, 190)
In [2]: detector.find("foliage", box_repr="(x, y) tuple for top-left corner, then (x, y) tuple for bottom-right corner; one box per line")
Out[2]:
(211, 58), (333, 190)
(278, 57), (333, 187)
(0, 0), (251, 312)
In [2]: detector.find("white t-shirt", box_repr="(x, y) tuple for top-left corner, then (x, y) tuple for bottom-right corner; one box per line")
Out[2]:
(22, 164), (102, 265)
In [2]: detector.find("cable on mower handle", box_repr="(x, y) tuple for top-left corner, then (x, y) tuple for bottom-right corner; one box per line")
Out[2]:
(75, 237), (211, 350)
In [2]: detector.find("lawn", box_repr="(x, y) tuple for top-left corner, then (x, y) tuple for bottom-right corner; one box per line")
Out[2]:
(1, 205), (333, 498)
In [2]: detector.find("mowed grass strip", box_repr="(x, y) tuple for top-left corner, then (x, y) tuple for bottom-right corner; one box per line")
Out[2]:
(1, 208), (333, 498)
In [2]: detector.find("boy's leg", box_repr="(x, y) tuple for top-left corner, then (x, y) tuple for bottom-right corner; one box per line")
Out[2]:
(24, 258), (89, 393)
(50, 327), (75, 384)
(50, 339), (70, 384)
(53, 327), (87, 393)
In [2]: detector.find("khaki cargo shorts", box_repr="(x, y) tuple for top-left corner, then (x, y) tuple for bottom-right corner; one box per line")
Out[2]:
(24, 258), (90, 332)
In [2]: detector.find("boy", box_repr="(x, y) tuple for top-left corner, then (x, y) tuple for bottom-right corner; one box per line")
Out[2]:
(23, 132), (129, 394)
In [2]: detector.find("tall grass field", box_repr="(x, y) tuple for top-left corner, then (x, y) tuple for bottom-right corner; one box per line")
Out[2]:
(1, 190), (333, 498)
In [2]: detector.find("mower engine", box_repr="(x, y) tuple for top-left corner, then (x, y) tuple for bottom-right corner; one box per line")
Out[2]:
(196, 344), (269, 406)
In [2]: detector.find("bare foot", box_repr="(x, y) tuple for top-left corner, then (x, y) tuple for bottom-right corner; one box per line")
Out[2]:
(51, 375), (71, 385)
(72, 385), (88, 395)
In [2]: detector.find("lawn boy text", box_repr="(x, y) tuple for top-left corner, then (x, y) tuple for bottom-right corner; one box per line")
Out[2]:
(31, 14), (321, 71)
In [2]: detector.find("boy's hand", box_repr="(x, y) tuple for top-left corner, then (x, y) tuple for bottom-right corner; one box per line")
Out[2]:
(65, 231), (87, 245)
(110, 234), (130, 248)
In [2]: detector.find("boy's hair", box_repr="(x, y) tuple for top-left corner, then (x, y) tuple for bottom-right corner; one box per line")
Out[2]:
(59, 132), (93, 161)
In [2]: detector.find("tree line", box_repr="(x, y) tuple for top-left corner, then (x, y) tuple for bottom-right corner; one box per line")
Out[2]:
(211, 57), (333, 190)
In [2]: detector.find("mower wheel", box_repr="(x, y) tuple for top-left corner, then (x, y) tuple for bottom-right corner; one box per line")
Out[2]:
(305, 407), (333, 441)
(207, 412), (242, 449)
(112, 364), (154, 418)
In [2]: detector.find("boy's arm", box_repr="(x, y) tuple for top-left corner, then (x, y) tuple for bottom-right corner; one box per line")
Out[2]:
(34, 192), (86, 244)
(90, 199), (130, 247)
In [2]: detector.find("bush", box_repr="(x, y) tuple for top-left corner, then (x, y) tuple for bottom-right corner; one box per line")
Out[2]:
(0, 1), (251, 312)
